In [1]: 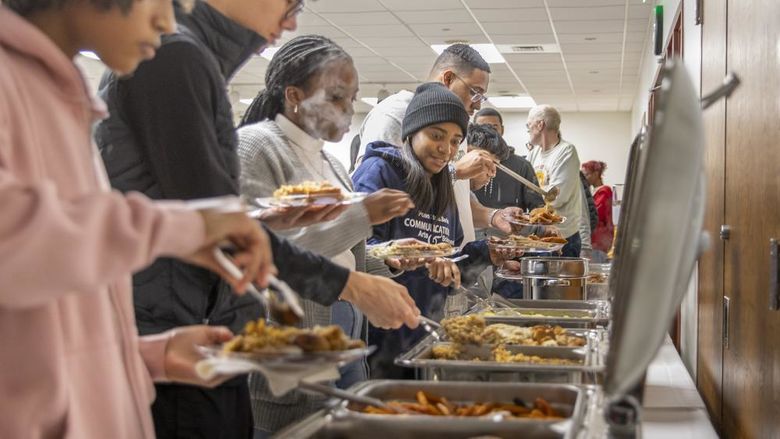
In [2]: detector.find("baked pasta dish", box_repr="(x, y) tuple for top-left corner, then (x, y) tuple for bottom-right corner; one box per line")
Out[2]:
(222, 318), (365, 353)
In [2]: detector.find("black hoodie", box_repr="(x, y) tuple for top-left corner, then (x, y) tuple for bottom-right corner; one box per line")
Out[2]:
(94, 0), (349, 335)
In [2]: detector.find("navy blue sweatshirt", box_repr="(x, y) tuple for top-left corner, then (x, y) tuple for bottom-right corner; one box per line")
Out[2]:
(352, 142), (489, 377)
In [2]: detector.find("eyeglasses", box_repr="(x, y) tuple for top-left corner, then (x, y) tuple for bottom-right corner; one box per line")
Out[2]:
(284, 0), (305, 19)
(452, 74), (487, 104)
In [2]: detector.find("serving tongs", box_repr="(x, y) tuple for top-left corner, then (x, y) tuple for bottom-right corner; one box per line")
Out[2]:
(418, 315), (445, 341)
(453, 284), (514, 311)
(493, 161), (559, 203)
(213, 248), (305, 325)
(298, 381), (411, 414)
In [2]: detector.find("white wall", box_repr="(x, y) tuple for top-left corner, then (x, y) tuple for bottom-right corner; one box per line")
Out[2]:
(327, 111), (634, 187)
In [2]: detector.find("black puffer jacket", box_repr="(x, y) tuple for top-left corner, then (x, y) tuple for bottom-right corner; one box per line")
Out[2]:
(95, 0), (349, 335)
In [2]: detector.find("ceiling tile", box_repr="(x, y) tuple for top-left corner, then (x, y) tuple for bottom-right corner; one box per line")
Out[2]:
(487, 21), (553, 35)
(471, 7), (548, 22)
(550, 5), (626, 21)
(339, 24), (414, 37)
(553, 20), (625, 33)
(407, 22), (483, 37)
(319, 11), (400, 26)
(465, 0), (544, 8)
(394, 9), (474, 24)
(490, 34), (557, 45)
(380, 0), (464, 11)
(308, 0), (385, 13)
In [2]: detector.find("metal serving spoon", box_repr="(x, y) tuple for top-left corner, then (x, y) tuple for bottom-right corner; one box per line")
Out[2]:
(494, 161), (559, 203)
(298, 381), (405, 413)
(213, 248), (304, 325)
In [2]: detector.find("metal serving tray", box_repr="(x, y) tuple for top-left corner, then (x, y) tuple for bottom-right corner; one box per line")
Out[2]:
(396, 336), (605, 384)
(274, 380), (586, 439)
(472, 298), (611, 329)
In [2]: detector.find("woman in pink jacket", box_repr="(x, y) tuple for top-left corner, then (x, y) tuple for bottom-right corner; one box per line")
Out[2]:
(0, 0), (277, 437)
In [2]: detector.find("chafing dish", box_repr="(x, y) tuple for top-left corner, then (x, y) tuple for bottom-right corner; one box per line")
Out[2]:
(275, 380), (587, 439)
(396, 331), (605, 384)
(521, 257), (589, 300)
(473, 298), (611, 329)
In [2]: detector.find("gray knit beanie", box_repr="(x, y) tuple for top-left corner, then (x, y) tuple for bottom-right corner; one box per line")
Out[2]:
(401, 82), (469, 142)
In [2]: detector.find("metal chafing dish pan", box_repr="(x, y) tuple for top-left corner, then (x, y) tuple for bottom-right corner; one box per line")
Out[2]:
(275, 380), (585, 439)
(396, 336), (604, 384)
(474, 298), (611, 329)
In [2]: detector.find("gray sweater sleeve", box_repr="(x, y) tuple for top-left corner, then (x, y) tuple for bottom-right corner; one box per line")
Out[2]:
(237, 123), (372, 258)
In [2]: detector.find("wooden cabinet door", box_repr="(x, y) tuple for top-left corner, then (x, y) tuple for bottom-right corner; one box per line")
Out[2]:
(722, 1), (780, 437)
(697, 0), (727, 432)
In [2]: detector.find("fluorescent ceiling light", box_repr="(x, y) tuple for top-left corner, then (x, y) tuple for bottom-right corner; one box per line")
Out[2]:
(430, 44), (506, 64)
(259, 47), (280, 60)
(487, 96), (537, 109)
(360, 97), (378, 107)
(239, 98), (254, 105)
(79, 51), (100, 60)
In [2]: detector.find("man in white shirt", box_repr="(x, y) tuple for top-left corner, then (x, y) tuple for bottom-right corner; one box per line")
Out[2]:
(356, 44), (514, 244)
(525, 105), (586, 257)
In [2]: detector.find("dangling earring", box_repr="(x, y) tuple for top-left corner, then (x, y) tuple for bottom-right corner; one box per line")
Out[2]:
(294, 105), (298, 114)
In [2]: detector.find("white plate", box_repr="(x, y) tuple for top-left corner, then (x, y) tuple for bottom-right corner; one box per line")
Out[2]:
(488, 238), (565, 253)
(502, 212), (567, 227)
(197, 345), (375, 369)
(255, 192), (368, 208)
(368, 240), (460, 260)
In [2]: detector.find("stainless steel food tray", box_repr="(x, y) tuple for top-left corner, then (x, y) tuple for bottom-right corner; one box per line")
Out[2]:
(396, 336), (605, 384)
(471, 298), (611, 329)
(274, 380), (586, 439)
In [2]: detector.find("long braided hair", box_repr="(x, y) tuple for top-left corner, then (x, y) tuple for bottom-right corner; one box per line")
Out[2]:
(239, 35), (352, 127)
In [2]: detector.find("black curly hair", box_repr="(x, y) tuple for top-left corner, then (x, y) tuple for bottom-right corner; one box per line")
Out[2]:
(467, 123), (510, 161)
(239, 34), (352, 127)
(429, 43), (491, 78)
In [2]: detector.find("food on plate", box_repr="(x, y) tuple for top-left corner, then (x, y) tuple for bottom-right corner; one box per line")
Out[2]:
(273, 180), (343, 200)
(532, 234), (568, 244)
(440, 315), (585, 347)
(506, 205), (564, 225)
(222, 318), (365, 353)
(369, 240), (454, 258)
(488, 234), (566, 250)
(361, 391), (565, 419)
(587, 273), (609, 284)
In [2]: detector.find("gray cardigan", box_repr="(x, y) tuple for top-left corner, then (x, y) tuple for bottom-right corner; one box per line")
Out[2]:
(237, 119), (392, 432)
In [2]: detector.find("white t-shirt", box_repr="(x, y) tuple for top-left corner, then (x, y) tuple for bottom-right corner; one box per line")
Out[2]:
(527, 140), (584, 239)
(358, 90), (476, 244)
